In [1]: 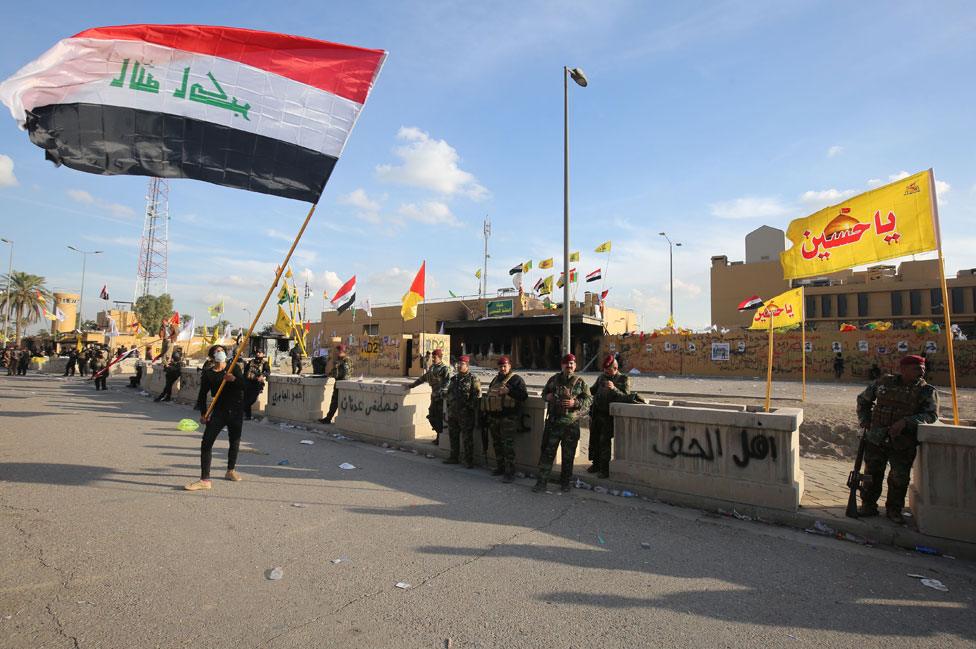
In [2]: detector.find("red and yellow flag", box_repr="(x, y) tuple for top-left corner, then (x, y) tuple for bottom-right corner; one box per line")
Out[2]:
(748, 288), (804, 330)
(401, 261), (425, 321)
(781, 170), (938, 280)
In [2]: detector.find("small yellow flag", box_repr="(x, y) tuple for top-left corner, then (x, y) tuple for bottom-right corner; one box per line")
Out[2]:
(569, 251), (580, 262)
(781, 170), (938, 279)
(594, 241), (611, 253)
(748, 288), (804, 330)
(285, 266), (294, 279)
(274, 305), (293, 335)
(475, 269), (482, 279)
(539, 258), (554, 269)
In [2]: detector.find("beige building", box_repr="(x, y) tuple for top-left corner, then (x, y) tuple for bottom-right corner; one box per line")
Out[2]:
(308, 291), (637, 371)
(712, 226), (976, 332)
(51, 292), (79, 335)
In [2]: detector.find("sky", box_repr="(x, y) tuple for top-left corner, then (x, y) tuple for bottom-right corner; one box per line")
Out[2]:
(1, 0), (974, 333)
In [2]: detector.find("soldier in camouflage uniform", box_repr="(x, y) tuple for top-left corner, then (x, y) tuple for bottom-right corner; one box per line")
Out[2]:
(445, 355), (482, 467)
(534, 353), (592, 493)
(482, 355), (528, 482)
(588, 354), (640, 479)
(855, 354), (939, 524)
(320, 344), (353, 424)
(409, 347), (451, 445)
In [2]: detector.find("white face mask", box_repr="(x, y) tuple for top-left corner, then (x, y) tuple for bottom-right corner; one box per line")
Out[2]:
(214, 351), (227, 363)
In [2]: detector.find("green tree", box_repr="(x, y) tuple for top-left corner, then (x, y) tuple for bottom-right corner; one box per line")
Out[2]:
(0, 271), (52, 343)
(133, 294), (174, 338)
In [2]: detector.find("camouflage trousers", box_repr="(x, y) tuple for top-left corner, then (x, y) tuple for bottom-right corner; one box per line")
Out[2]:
(861, 440), (917, 512)
(538, 419), (580, 485)
(427, 397), (445, 438)
(487, 414), (519, 474)
(447, 409), (477, 463)
(588, 412), (614, 472)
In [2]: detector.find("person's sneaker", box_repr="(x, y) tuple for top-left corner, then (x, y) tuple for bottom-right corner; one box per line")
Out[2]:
(491, 467), (506, 476)
(585, 464), (599, 474)
(597, 471), (610, 479)
(886, 509), (905, 525)
(443, 458), (460, 465)
(184, 480), (212, 491)
(502, 473), (514, 483)
(532, 479), (547, 493)
(560, 482), (572, 493)
(318, 417), (332, 425)
(225, 470), (242, 482)
(857, 505), (880, 517)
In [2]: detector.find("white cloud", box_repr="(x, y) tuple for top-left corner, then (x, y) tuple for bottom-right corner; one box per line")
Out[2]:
(398, 201), (461, 226)
(799, 188), (856, 208)
(0, 154), (18, 187)
(826, 145), (844, 158)
(67, 189), (136, 218)
(888, 170), (911, 181)
(671, 278), (702, 296)
(935, 179), (951, 203)
(867, 178), (882, 187)
(376, 127), (488, 199)
(709, 196), (791, 220)
(338, 188), (386, 224)
(265, 228), (293, 242)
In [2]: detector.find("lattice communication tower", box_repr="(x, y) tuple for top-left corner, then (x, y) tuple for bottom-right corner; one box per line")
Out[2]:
(134, 178), (170, 301)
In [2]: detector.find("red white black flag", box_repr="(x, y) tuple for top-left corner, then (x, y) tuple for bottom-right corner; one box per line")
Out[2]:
(330, 275), (356, 314)
(737, 295), (764, 311)
(99, 285), (109, 300)
(0, 25), (386, 203)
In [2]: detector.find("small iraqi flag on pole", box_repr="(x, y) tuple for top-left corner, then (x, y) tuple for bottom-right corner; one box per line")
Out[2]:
(99, 285), (109, 300)
(0, 25), (386, 203)
(585, 268), (601, 283)
(330, 275), (356, 314)
(737, 295), (764, 311)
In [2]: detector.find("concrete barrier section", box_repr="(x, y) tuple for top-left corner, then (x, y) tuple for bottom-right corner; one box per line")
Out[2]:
(266, 375), (333, 423)
(610, 403), (805, 511)
(909, 421), (976, 543)
(335, 379), (435, 443)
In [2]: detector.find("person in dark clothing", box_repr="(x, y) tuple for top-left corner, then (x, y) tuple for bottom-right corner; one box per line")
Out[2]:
(155, 347), (183, 402)
(833, 352), (845, 379)
(320, 344), (353, 424)
(868, 363), (882, 381)
(64, 349), (77, 376)
(241, 349), (271, 420)
(311, 352), (327, 375)
(91, 346), (108, 389)
(185, 344), (246, 491)
(17, 347), (31, 375)
(77, 346), (89, 377)
(128, 350), (143, 388)
(289, 345), (303, 375)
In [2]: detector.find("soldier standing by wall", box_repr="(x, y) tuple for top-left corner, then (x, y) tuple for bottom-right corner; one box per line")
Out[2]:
(445, 355), (481, 467)
(289, 344), (303, 375)
(318, 344), (353, 424)
(154, 346), (184, 402)
(64, 348), (77, 376)
(482, 355), (528, 481)
(534, 354), (592, 493)
(241, 349), (271, 420)
(855, 354), (939, 524)
(588, 354), (640, 479)
(409, 347), (451, 445)
(91, 345), (108, 390)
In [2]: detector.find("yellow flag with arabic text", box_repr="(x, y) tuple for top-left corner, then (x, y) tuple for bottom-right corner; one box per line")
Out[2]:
(748, 288), (804, 330)
(781, 170), (938, 280)
(274, 305), (293, 336)
(594, 241), (611, 253)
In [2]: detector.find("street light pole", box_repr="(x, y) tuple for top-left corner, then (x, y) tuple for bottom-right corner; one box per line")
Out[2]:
(659, 233), (682, 324)
(1, 238), (12, 340)
(67, 246), (103, 330)
(563, 66), (588, 356)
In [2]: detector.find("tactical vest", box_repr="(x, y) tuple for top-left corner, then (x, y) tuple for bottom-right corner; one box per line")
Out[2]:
(428, 363), (449, 397)
(592, 373), (627, 414)
(482, 372), (518, 413)
(870, 376), (927, 429)
(243, 359), (264, 381)
(550, 374), (583, 420)
(449, 372), (478, 409)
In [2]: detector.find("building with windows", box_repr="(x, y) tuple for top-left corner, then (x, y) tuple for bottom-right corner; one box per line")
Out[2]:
(711, 226), (976, 333)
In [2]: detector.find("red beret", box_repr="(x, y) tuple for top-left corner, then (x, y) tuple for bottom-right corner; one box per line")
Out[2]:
(562, 353), (576, 364)
(900, 355), (925, 367)
(498, 355), (511, 365)
(336, 344), (347, 352)
(603, 354), (617, 369)
(459, 355), (470, 363)
(431, 348), (443, 357)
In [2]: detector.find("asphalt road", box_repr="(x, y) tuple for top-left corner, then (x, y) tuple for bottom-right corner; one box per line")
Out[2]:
(2, 373), (975, 648)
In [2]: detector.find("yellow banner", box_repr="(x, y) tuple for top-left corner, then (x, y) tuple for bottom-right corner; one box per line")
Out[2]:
(538, 258), (553, 269)
(274, 305), (292, 336)
(748, 288), (804, 330)
(781, 170), (938, 279)
(401, 290), (422, 321)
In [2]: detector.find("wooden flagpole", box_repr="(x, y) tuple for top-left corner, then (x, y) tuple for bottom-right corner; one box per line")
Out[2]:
(765, 308), (775, 412)
(204, 204), (317, 420)
(930, 169), (959, 424)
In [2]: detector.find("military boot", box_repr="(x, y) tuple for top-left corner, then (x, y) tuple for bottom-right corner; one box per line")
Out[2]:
(857, 504), (880, 517)
(491, 466), (506, 476)
(886, 508), (906, 525)
(532, 479), (547, 493)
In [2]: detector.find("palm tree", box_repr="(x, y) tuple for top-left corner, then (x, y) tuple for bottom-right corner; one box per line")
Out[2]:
(0, 271), (53, 343)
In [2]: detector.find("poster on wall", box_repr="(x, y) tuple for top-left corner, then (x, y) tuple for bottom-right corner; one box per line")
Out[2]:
(664, 342), (673, 352)
(858, 340), (869, 352)
(831, 342), (842, 353)
(688, 342), (697, 353)
(924, 341), (937, 354)
(897, 341), (909, 352)
(878, 345), (888, 355)
(711, 342), (730, 361)
(804, 341), (813, 353)
(737, 341), (746, 353)
(645, 344), (653, 352)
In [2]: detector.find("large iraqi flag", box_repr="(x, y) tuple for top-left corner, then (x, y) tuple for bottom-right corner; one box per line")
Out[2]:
(0, 24), (386, 203)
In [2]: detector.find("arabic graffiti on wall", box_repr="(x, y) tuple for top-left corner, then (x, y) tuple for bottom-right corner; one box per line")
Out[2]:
(651, 425), (777, 468)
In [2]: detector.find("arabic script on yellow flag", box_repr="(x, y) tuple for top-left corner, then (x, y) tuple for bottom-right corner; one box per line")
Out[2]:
(274, 305), (293, 336)
(748, 288), (804, 330)
(780, 170), (938, 280)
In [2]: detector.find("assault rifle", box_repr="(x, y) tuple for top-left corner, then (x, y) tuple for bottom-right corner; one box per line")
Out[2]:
(845, 433), (873, 518)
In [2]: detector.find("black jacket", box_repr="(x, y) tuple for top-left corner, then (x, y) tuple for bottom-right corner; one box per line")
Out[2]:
(196, 364), (245, 417)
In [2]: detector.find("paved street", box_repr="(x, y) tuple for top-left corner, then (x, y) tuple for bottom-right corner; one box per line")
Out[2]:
(2, 373), (975, 648)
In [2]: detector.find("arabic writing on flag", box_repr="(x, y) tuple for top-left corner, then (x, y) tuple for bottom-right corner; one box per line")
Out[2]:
(748, 288), (804, 330)
(781, 170), (938, 280)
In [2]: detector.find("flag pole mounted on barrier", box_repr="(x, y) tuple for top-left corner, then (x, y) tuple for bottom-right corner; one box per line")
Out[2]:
(204, 204), (317, 421)
(764, 306), (775, 412)
(801, 286), (806, 403)
(930, 169), (960, 424)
